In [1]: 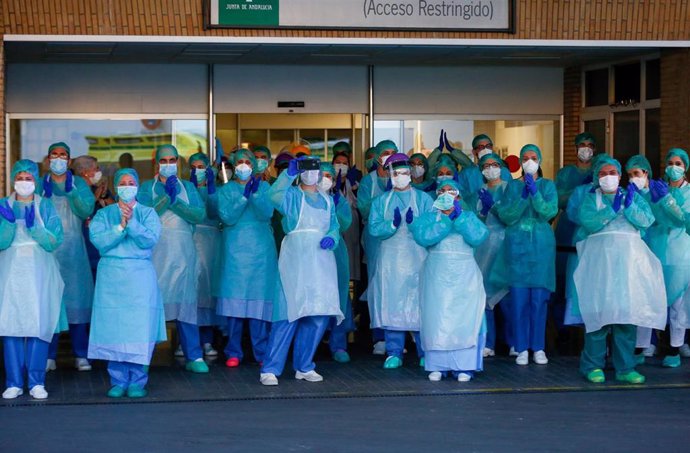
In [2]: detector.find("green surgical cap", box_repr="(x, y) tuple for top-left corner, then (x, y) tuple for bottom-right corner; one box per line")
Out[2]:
(575, 132), (596, 146)
(320, 162), (335, 176)
(48, 142), (71, 157)
(436, 179), (461, 193)
(231, 148), (257, 168)
(333, 142), (352, 155)
(375, 140), (398, 156)
(253, 145), (273, 163)
(114, 168), (140, 187)
(189, 152), (210, 167)
(433, 154), (458, 175)
(520, 144), (542, 162)
(365, 146), (378, 159)
(472, 134), (493, 149)
(155, 144), (179, 161)
(11, 159), (39, 183)
(478, 152), (506, 168)
(667, 148), (689, 169)
(625, 154), (652, 176)
(594, 156), (622, 184)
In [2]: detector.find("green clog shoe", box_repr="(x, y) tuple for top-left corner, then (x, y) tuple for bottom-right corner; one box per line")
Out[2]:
(107, 385), (126, 398)
(615, 370), (646, 384)
(586, 369), (605, 383)
(662, 355), (681, 368)
(383, 356), (402, 369)
(126, 385), (148, 398)
(185, 359), (210, 374)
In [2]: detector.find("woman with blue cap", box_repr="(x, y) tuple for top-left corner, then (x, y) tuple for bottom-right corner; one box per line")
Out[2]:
(189, 152), (221, 357)
(42, 142), (95, 373)
(368, 151), (434, 369)
(139, 144), (208, 374)
(216, 148), (277, 368)
(490, 144), (558, 366)
(88, 168), (166, 398)
(259, 156), (343, 386)
(413, 179), (488, 382)
(0, 160), (64, 400)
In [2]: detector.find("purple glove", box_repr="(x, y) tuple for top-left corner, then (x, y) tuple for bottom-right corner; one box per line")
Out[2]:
(405, 208), (414, 225)
(190, 168), (199, 187)
(393, 207), (402, 228)
(64, 171), (74, 193)
(449, 200), (463, 221)
(0, 200), (15, 223)
(24, 205), (35, 229)
(242, 178), (254, 199)
(165, 175), (179, 204)
(611, 190), (623, 213)
(346, 167), (359, 186)
(444, 131), (454, 152)
(479, 189), (494, 215)
(320, 236), (336, 250)
(251, 176), (261, 194)
(287, 158), (302, 177)
(438, 129), (445, 151)
(206, 168), (216, 195)
(624, 182), (637, 209)
(650, 179), (668, 203)
(42, 174), (53, 198)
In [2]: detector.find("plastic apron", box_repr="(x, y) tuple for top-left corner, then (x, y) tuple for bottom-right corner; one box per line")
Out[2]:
(151, 180), (198, 324)
(573, 190), (667, 333)
(0, 196), (65, 342)
(278, 190), (343, 324)
(341, 179), (361, 281)
(474, 183), (509, 308)
(52, 192), (94, 323)
(420, 229), (485, 351)
(369, 190), (428, 331)
(359, 173), (384, 302)
(193, 222), (221, 326)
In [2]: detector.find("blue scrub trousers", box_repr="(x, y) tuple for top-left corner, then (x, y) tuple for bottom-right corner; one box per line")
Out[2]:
(485, 308), (496, 350)
(49, 323), (89, 360)
(3, 337), (49, 389)
(329, 319), (348, 353)
(199, 326), (214, 346)
(177, 321), (202, 361)
(499, 295), (514, 348)
(108, 361), (148, 389)
(372, 328), (384, 343)
(261, 316), (329, 376)
(225, 317), (270, 363)
(510, 287), (550, 353)
(384, 330), (424, 359)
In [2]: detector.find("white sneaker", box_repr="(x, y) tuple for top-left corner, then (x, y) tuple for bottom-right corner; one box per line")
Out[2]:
(643, 344), (656, 357)
(259, 373), (279, 386)
(174, 344), (185, 357)
(75, 358), (92, 371)
(428, 371), (442, 382)
(29, 385), (48, 400)
(295, 370), (324, 382)
(533, 350), (548, 365)
(457, 373), (472, 382)
(509, 347), (519, 357)
(516, 351), (529, 366)
(203, 343), (218, 357)
(45, 359), (57, 371)
(680, 344), (690, 358)
(2, 387), (23, 399)
(372, 341), (386, 356)
(482, 348), (495, 358)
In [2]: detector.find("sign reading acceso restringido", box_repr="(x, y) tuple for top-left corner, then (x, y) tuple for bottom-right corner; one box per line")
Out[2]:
(208, 0), (514, 31)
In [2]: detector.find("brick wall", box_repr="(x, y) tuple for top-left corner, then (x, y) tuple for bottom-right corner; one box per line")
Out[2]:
(660, 49), (690, 161)
(562, 66), (582, 167)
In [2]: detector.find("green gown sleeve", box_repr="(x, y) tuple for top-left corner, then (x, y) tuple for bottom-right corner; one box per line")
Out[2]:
(30, 198), (64, 252)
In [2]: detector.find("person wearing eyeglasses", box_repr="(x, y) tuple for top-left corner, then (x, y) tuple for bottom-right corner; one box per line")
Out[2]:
(367, 152), (434, 369)
(42, 142), (96, 373)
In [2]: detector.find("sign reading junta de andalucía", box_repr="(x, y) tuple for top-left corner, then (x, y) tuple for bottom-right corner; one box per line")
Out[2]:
(208, 0), (513, 31)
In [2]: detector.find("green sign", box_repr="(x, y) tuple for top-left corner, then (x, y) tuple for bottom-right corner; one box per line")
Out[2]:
(217, 0), (279, 27)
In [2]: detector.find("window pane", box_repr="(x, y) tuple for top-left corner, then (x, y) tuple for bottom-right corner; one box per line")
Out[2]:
(584, 119), (607, 156)
(299, 129), (326, 160)
(614, 62), (641, 105)
(645, 108), (661, 176)
(327, 129), (352, 160)
(613, 111), (640, 164)
(646, 59), (661, 100)
(269, 129), (294, 155)
(585, 68), (609, 107)
(240, 129), (267, 149)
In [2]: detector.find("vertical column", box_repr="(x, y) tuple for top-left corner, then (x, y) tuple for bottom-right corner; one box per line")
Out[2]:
(0, 35), (5, 197)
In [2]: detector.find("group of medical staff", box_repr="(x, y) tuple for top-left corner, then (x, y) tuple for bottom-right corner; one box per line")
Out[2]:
(1, 131), (688, 399)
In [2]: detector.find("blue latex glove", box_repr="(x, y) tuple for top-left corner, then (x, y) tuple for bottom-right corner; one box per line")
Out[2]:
(346, 167), (358, 187)
(320, 236), (336, 250)
(334, 170), (343, 205)
(287, 158), (302, 177)
(42, 174), (52, 198)
(393, 207), (402, 228)
(405, 207), (414, 225)
(251, 176), (261, 194)
(0, 200), (15, 223)
(165, 175), (179, 204)
(478, 189), (494, 215)
(24, 205), (35, 229)
(444, 131), (454, 152)
(649, 179), (660, 203)
(190, 168), (199, 187)
(215, 138), (224, 165)
(625, 183), (637, 209)
(206, 168), (216, 195)
(438, 129), (445, 151)
(242, 178), (254, 199)
(611, 190), (623, 213)
(448, 200), (462, 221)
(583, 173), (593, 185)
(64, 171), (74, 193)
(527, 176), (538, 196)
(652, 179), (669, 202)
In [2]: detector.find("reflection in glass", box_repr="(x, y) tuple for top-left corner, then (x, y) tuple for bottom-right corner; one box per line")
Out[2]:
(584, 119), (607, 156)
(645, 108), (661, 176)
(613, 110), (640, 165)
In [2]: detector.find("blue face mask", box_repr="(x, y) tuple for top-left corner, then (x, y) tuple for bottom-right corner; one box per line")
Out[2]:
(117, 186), (138, 203)
(50, 158), (68, 175)
(194, 168), (207, 183)
(159, 163), (178, 178)
(666, 165), (685, 181)
(433, 192), (456, 211)
(255, 159), (269, 173)
(235, 163), (252, 181)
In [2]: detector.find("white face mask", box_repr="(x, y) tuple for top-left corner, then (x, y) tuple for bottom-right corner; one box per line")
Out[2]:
(14, 181), (36, 197)
(90, 171), (103, 185)
(392, 174), (411, 189)
(630, 176), (647, 191)
(477, 148), (492, 160)
(599, 175), (620, 193)
(411, 165), (426, 178)
(301, 170), (320, 186)
(577, 147), (593, 162)
(235, 163), (252, 181)
(333, 163), (349, 176)
(318, 177), (334, 192)
(522, 160), (539, 175)
(482, 167), (501, 181)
